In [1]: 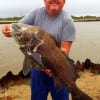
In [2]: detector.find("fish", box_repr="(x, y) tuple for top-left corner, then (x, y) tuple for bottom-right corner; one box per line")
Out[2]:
(10, 23), (93, 100)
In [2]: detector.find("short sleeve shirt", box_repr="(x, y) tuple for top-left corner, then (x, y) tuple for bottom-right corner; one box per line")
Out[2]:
(20, 7), (76, 43)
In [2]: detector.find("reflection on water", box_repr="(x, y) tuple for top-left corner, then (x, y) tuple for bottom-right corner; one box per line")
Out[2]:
(0, 22), (100, 78)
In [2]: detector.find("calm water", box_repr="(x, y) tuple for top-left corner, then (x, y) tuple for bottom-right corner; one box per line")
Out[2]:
(0, 22), (100, 78)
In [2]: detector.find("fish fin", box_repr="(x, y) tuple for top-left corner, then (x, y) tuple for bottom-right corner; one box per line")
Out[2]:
(22, 56), (32, 76)
(31, 52), (45, 68)
(20, 45), (45, 68)
(71, 88), (93, 100)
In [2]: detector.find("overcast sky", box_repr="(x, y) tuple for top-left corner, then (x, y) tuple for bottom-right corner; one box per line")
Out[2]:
(0, 0), (100, 17)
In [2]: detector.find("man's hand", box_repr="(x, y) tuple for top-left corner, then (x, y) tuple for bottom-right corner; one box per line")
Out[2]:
(2, 25), (11, 37)
(42, 69), (52, 77)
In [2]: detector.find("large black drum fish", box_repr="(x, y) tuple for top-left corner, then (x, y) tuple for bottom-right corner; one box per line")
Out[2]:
(9, 23), (92, 100)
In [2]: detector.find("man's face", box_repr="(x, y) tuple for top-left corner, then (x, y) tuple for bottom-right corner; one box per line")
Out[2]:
(44, 0), (65, 16)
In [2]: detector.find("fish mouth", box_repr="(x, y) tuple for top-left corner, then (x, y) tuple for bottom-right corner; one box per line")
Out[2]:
(10, 23), (30, 46)
(10, 23), (27, 36)
(11, 23), (21, 31)
(10, 23), (21, 36)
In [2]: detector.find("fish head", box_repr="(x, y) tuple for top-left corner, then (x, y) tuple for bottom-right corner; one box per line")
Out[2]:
(10, 23), (45, 46)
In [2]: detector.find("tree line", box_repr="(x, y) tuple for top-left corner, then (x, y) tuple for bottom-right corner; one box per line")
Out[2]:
(0, 16), (100, 21)
(0, 16), (23, 21)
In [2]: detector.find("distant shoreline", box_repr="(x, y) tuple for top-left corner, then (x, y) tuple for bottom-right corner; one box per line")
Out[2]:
(0, 21), (17, 24)
(74, 19), (100, 22)
(0, 15), (100, 24)
(0, 19), (100, 24)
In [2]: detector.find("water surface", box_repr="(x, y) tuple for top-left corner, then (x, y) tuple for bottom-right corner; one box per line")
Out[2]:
(70, 22), (100, 63)
(0, 22), (100, 78)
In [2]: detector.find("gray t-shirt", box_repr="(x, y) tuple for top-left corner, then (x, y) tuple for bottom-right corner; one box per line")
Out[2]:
(20, 7), (76, 43)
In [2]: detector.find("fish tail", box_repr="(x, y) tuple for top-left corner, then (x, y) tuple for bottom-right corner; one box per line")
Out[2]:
(71, 89), (93, 100)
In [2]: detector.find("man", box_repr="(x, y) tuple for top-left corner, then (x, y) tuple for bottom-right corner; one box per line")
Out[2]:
(2, 0), (76, 100)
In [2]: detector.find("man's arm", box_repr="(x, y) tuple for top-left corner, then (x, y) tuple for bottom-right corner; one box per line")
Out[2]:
(61, 41), (72, 56)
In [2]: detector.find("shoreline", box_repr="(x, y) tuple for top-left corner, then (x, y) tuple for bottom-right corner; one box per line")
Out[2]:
(74, 19), (100, 22)
(0, 20), (100, 24)
(0, 59), (100, 100)
(0, 69), (100, 100)
(0, 58), (100, 85)
(0, 21), (17, 24)
(0, 72), (100, 100)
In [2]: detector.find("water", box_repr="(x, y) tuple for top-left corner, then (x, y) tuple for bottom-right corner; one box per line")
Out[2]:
(0, 24), (24, 77)
(0, 22), (100, 78)
(70, 22), (100, 63)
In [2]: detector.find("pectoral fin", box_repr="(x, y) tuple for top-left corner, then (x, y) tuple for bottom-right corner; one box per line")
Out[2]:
(31, 52), (45, 68)
(23, 56), (32, 76)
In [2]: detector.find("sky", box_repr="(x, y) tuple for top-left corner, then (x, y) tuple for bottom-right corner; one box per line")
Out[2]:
(0, 0), (100, 18)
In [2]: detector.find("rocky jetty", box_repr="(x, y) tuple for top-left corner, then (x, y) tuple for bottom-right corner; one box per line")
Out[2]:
(0, 58), (99, 89)
(0, 58), (100, 100)
(0, 71), (30, 89)
(76, 58), (100, 74)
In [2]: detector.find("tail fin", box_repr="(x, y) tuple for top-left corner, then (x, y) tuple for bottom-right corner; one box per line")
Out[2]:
(71, 89), (93, 100)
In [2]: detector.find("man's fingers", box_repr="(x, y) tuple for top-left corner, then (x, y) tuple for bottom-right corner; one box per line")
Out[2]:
(45, 69), (51, 73)
(42, 69), (52, 77)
